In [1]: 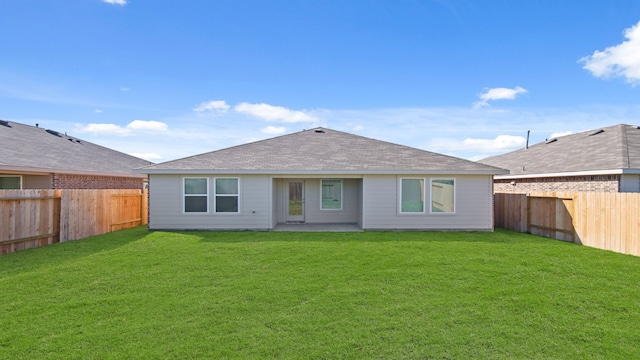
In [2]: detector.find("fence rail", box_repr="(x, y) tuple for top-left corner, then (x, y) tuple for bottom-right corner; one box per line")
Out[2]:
(495, 191), (640, 256)
(1, 189), (148, 255)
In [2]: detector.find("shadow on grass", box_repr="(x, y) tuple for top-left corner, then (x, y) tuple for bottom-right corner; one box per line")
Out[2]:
(174, 227), (576, 247)
(0, 226), (151, 277)
(1, 227), (580, 278)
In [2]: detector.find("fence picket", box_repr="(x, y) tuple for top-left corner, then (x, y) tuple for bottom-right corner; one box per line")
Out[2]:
(495, 191), (640, 257)
(1, 189), (147, 255)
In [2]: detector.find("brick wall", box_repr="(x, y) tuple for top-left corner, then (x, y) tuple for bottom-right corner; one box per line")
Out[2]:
(53, 174), (145, 189)
(494, 175), (620, 193)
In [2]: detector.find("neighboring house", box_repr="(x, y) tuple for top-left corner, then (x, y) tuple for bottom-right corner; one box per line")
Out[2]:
(480, 124), (640, 193)
(0, 120), (152, 189)
(136, 127), (507, 231)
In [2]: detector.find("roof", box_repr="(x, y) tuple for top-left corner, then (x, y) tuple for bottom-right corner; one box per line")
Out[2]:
(479, 124), (640, 178)
(138, 127), (507, 175)
(0, 120), (152, 177)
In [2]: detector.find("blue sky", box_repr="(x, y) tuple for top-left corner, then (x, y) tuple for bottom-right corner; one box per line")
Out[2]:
(2, 0), (640, 162)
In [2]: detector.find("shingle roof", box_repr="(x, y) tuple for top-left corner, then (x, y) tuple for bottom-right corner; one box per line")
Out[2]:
(479, 124), (640, 177)
(139, 127), (506, 175)
(0, 120), (152, 177)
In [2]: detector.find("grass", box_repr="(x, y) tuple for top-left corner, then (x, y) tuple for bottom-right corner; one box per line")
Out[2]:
(2, 227), (640, 359)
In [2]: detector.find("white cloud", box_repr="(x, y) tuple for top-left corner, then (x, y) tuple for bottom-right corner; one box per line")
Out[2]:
(94, 109), (103, 113)
(234, 102), (318, 123)
(579, 20), (640, 86)
(127, 120), (168, 131)
(430, 135), (526, 153)
(261, 126), (287, 135)
(352, 125), (365, 131)
(77, 120), (168, 136)
(473, 86), (528, 109)
(129, 152), (163, 161)
(462, 135), (526, 152)
(194, 100), (230, 113)
(78, 123), (131, 136)
(120, 86), (130, 91)
(103, 0), (127, 5)
(549, 131), (573, 138)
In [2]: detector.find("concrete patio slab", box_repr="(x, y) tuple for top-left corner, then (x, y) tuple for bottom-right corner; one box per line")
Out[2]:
(273, 223), (362, 232)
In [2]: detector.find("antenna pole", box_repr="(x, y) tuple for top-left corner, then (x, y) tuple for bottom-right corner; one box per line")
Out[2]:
(526, 130), (530, 149)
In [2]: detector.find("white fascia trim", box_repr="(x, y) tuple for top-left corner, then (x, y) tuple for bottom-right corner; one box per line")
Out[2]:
(494, 168), (640, 180)
(137, 169), (508, 176)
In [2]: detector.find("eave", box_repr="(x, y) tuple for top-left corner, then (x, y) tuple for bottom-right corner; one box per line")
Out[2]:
(0, 165), (148, 179)
(494, 168), (640, 180)
(135, 168), (509, 176)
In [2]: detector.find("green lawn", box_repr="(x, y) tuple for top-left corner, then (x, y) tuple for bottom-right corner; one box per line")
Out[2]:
(2, 227), (640, 359)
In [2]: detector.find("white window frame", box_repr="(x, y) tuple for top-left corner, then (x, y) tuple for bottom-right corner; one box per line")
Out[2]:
(430, 178), (456, 214)
(399, 177), (426, 214)
(320, 179), (343, 211)
(183, 177), (209, 214)
(214, 177), (241, 214)
(0, 175), (22, 189)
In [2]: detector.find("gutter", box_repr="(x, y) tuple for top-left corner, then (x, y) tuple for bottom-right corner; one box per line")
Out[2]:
(494, 168), (640, 180)
(135, 169), (509, 176)
(0, 165), (148, 179)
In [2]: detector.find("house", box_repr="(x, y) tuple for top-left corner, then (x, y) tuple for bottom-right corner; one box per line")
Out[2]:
(0, 120), (152, 189)
(136, 127), (507, 231)
(479, 124), (640, 193)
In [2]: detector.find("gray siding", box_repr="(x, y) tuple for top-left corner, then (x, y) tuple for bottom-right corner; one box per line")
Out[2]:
(149, 173), (495, 231)
(273, 178), (287, 224)
(271, 178), (279, 227)
(362, 174), (494, 230)
(620, 174), (640, 192)
(148, 174), (271, 230)
(302, 178), (360, 224)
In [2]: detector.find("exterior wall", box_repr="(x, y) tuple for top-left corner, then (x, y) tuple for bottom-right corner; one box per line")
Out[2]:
(302, 178), (360, 224)
(494, 175), (620, 193)
(272, 179), (279, 228)
(53, 173), (145, 189)
(272, 178), (361, 224)
(362, 174), (494, 231)
(620, 174), (640, 192)
(149, 173), (496, 231)
(148, 174), (271, 230)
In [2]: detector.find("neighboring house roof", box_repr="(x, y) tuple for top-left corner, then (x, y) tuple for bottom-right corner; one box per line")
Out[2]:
(479, 124), (640, 179)
(138, 127), (507, 175)
(0, 120), (152, 177)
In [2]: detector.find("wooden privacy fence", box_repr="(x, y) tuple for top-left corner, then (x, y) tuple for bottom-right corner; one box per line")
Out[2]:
(1, 189), (148, 255)
(495, 192), (640, 256)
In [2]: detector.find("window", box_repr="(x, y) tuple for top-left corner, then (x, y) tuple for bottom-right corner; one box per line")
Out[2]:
(215, 178), (239, 213)
(400, 178), (425, 213)
(431, 178), (455, 213)
(184, 177), (208, 213)
(321, 179), (342, 210)
(0, 176), (21, 189)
